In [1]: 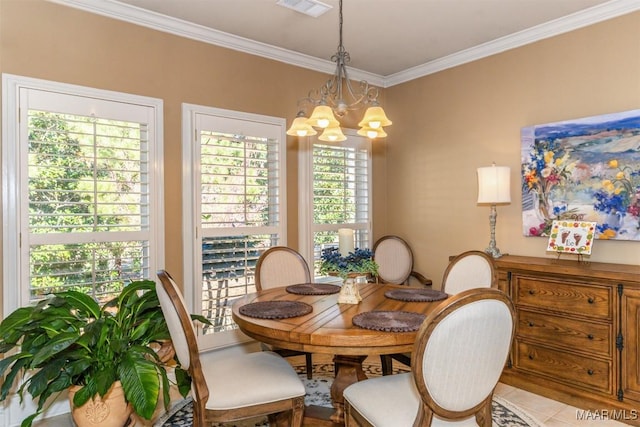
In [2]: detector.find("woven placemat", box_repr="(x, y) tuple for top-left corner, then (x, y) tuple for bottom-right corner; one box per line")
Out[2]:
(239, 300), (313, 319)
(352, 311), (426, 332)
(286, 283), (341, 295)
(385, 288), (448, 302)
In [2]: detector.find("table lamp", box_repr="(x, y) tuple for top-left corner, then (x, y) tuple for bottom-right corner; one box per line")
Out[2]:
(477, 163), (511, 258)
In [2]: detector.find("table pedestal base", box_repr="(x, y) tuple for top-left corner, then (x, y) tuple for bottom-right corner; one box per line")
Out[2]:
(330, 355), (368, 424)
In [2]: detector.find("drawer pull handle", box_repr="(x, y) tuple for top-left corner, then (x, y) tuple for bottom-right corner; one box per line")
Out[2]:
(528, 289), (535, 295)
(528, 354), (534, 360)
(587, 369), (594, 376)
(588, 297), (594, 304)
(528, 322), (534, 327)
(587, 334), (594, 340)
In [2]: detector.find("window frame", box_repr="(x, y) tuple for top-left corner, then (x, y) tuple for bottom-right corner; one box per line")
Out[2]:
(182, 103), (287, 350)
(1, 73), (164, 423)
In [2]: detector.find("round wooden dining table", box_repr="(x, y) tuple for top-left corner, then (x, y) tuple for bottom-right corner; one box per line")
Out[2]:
(231, 281), (447, 426)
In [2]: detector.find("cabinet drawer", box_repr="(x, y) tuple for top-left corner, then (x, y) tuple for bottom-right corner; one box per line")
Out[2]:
(514, 276), (612, 320)
(515, 341), (612, 393)
(517, 309), (612, 357)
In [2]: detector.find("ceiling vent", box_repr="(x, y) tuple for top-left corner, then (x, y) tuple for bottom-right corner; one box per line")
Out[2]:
(276, 0), (332, 18)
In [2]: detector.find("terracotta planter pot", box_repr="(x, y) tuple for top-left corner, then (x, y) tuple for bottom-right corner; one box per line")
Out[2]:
(69, 381), (132, 427)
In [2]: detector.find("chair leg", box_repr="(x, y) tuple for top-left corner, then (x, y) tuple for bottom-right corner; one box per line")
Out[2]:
(380, 354), (393, 376)
(305, 353), (313, 379)
(290, 396), (305, 427)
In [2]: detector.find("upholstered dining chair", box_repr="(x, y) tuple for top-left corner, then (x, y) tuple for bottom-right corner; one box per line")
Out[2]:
(382, 250), (498, 375)
(441, 250), (497, 295)
(343, 288), (515, 427)
(255, 246), (314, 379)
(372, 235), (432, 286)
(156, 270), (306, 427)
(374, 235), (432, 375)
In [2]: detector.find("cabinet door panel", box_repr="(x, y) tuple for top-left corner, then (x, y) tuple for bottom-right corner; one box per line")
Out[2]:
(622, 288), (640, 403)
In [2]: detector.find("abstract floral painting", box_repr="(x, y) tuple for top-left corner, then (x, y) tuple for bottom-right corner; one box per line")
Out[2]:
(521, 109), (640, 241)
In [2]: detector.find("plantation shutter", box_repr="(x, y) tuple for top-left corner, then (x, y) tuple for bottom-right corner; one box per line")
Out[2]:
(309, 137), (372, 271)
(5, 80), (162, 308)
(191, 110), (286, 340)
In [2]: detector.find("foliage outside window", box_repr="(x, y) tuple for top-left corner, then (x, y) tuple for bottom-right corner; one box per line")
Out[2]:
(27, 111), (150, 303)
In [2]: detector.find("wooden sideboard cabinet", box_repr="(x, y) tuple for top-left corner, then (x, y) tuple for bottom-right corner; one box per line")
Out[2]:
(495, 255), (640, 426)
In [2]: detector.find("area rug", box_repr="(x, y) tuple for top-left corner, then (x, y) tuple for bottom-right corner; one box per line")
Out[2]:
(155, 361), (543, 427)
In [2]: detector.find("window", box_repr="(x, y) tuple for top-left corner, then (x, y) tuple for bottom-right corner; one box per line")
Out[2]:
(2, 75), (164, 311)
(298, 131), (373, 273)
(182, 104), (286, 349)
(1, 74), (164, 423)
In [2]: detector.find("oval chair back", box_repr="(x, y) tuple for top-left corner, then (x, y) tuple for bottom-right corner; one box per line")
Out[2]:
(373, 236), (416, 285)
(441, 250), (496, 295)
(255, 246), (311, 291)
(411, 288), (515, 425)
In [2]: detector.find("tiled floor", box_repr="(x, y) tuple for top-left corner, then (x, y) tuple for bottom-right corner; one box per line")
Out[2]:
(494, 382), (631, 426)
(33, 382), (634, 426)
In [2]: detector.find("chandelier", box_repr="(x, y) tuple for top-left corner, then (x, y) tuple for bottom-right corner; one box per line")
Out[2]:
(286, 0), (392, 141)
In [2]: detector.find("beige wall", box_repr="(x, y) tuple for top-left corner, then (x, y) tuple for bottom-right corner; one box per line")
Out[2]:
(1, 0), (638, 304)
(384, 11), (640, 287)
(0, 0), (384, 305)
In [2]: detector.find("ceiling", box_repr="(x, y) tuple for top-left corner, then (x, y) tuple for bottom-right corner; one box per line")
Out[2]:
(54, 0), (640, 86)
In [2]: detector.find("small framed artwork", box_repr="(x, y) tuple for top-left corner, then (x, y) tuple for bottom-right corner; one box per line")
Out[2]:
(546, 221), (597, 255)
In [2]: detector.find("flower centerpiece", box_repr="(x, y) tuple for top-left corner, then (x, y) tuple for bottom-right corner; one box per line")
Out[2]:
(319, 247), (378, 279)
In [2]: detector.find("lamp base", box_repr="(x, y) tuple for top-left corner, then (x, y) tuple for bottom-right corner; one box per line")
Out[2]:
(485, 204), (504, 259)
(484, 246), (504, 259)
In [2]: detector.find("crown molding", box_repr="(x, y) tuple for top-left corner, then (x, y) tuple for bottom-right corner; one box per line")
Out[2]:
(47, 0), (384, 86)
(384, 0), (640, 87)
(48, 0), (640, 89)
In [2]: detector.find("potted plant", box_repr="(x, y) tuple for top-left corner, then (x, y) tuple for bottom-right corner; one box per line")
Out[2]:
(0, 279), (195, 427)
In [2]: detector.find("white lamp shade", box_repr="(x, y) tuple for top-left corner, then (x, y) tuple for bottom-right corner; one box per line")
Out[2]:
(477, 165), (511, 204)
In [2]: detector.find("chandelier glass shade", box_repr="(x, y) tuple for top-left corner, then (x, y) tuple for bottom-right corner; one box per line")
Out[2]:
(286, 0), (392, 140)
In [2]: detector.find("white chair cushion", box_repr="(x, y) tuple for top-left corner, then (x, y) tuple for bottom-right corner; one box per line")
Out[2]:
(344, 373), (478, 426)
(200, 350), (306, 410)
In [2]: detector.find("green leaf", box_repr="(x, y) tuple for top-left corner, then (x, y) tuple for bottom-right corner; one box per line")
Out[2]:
(52, 291), (101, 318)
(0, 306), (35, 338)
(129, 319), (151, 341)
(190, 313), (213, 325)
(118, 352), (160, 420)
(95, 366), (117, 397)
(21, 413), (38, 427)
(26, 357), (65, 397)
(0, 354), (29, 400)
(31, 332), (79, 366)
(159, 366), (170, 411)
(73, 381), (97, 408)
(175, 367), (192, 398)
(0, 352), (24, 377)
